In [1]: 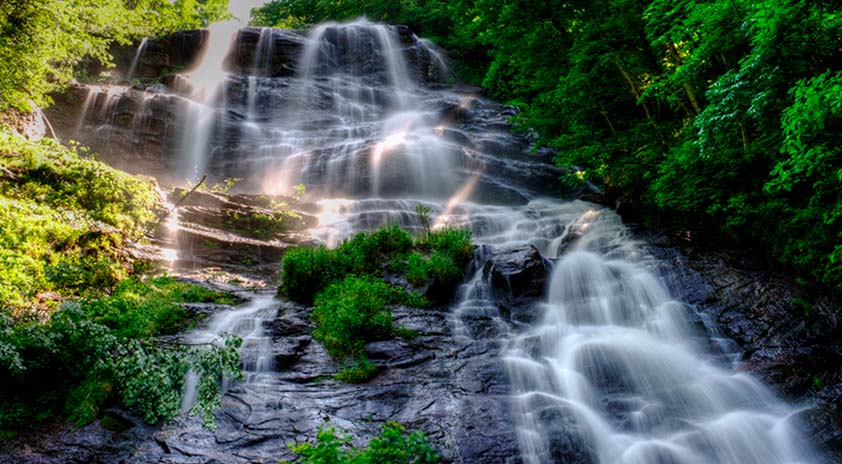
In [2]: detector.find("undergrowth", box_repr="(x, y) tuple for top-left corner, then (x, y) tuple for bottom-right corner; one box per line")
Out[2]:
(284, 421), (440, 464)
(280, 224), (473, 383)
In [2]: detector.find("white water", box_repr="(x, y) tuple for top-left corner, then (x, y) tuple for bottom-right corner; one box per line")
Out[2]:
(181, 294), (279, 413)
(106, 20), (821, 463)
(125, 38), (149, 82)
(502, 207), (817, 464)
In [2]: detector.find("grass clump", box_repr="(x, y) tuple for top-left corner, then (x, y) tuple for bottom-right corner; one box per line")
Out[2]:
(285, 421), (440, 464)
(0, 276), (239, 437)
(280, 224), (473, 383)
(280, 225), (472, 304)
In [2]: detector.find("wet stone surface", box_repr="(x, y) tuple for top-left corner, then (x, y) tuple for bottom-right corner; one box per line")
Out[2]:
(1, 299), (522, 464)
(639, 229), (842, 462)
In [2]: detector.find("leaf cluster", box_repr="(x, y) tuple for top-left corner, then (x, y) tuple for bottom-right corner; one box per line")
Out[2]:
(286, 421), (440, 464)
(0, 277), (239, 438)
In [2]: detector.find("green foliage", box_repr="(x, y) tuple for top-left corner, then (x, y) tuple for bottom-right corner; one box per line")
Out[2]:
(336, 356), (378, 384)
(280, 225), (414, 303)
(281, 225), (471, 303)
(0, 278), (239, 437)
(0, 129), (159, 314)
(405, 252), (430, 287)
(286, 421), (440, 464)
(80, 276), (233, 339)
(312, 276), (401, 359)
(281, 225), (471, 382)
(764, 70), (842, 287)
(0, 0), (230, 112)
(421, 229), (474, 267)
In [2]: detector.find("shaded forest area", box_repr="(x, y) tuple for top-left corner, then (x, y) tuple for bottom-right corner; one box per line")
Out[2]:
(252, 0), (842, 292)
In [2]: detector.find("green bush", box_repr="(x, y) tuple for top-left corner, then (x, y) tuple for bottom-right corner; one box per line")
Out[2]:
(0, 277), (239, 437)
(286, 421), (440, 464)
(280, 246), (350, 303)
(0, 129), (160, 314)
(405, 252), (429, 287)
(280, 225), (470, 304)
(422, 229), (474, 267)
(312, 277), (403, 359)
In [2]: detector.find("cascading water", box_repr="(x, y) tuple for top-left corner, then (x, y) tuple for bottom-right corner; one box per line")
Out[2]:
(125, 38), (149, 82)
(181, 295), (279, 413)
(503, 207), (818, 464)
(53, 19), (825, 464)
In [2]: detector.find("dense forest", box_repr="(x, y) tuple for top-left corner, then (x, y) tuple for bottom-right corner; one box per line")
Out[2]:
(252, 0), (842, 292)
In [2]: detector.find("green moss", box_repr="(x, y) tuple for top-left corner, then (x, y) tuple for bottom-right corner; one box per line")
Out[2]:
(223, 209), (299, 240)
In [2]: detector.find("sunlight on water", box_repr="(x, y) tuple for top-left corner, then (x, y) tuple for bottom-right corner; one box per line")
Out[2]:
(85, 18), (824, 463)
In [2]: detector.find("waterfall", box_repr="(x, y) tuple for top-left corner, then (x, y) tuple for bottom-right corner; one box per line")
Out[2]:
(60, 19), (824, 463)
(181, 295), (279, 413)
(503, 208), (817, 464)
(125, 38), (149, 82)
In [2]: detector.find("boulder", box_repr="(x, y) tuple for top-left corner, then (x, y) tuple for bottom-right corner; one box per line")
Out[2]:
(485, 245), (551, 323)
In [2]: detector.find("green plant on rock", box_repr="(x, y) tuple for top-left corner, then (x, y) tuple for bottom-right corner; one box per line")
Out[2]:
(312, 276), (403, 359)
(281, 224), (472, 383)
(0, 277), (240, 437)
(285, 421), (440, 464)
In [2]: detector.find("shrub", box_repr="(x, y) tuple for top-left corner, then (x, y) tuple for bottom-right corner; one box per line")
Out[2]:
(312, 277), (401, 359)
(280, 246), (351, 303)
(422, 228), (473, 266)
(0, 278), (239, 437)
(286, 421), (440, 464)
(405, 252), (429, 287)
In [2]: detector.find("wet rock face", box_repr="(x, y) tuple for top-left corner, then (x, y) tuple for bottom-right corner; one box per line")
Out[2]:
(640, 230), (842, 462)
(485, 245), (551, 324)
(45, 84), (187, 179)
(116, 30), (210, 80)
(0, 300), (522, 464)
(224, 28), (307, 77)
(159, 189), (317, 278)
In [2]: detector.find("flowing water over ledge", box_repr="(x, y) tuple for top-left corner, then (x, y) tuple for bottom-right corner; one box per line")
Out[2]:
(24, 19), (832, 464)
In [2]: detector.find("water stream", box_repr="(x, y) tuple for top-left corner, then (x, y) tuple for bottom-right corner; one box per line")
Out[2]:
(74, 20), (821, 463)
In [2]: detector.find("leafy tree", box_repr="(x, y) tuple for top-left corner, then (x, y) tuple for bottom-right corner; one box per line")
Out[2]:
(0, 0), (230, 112)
